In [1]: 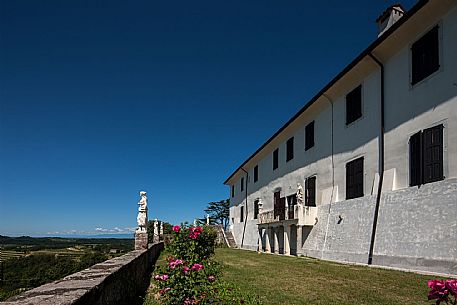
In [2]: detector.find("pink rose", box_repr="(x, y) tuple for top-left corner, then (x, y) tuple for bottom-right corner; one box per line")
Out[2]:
(191, 263), (204, 271)
(189, 226), (202, 239)
(172, 225), (181, 233)
(154, 274), (169, 281)
(168, 259), (184, 269)
(184, 297), (197, 305)
(183, 266), (190, 274)
(445, 280), (457, 296)
(428, 280), (449, 302)
(208, 275), (216, 282)
(159, 287), (171, 295)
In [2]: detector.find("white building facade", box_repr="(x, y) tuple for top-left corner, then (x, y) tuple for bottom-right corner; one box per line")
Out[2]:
(225, 0), (457, 275)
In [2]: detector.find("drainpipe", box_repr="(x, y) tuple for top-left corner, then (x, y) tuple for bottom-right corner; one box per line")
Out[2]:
(321, 94), (335, 259)
(368, 53), (385, 265)
(240, 167), (249, 248)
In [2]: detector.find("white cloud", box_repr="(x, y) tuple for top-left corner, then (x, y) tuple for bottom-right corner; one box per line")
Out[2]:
(93, 227), (136, 234)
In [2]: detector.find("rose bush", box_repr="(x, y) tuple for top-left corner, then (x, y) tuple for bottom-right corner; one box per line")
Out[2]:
(428, 279), (457, 305)
(167, 225), (217, 264)
(151, 224), (262, 305)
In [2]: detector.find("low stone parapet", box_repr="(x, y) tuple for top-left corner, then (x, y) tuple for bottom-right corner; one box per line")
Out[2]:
(3, 242), (164, 305)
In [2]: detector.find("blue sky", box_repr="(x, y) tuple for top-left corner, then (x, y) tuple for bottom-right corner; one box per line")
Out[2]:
(0, 0), (417, 237)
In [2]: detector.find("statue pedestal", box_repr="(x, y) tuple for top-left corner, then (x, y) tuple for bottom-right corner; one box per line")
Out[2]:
(135, 232), (148, 250)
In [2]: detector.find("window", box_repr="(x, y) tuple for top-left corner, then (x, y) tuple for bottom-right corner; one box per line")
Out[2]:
(346, 157), (364, 199)
(286, 137), (294, 162)
(411, 26), (439, 85)
(273, 148), (279, 170)
(240, 177), (244, 192)
(305, 121), (315, 151)
(287, 194), (297, 219)
(253, 200), (259, 219)
(254, 165), (258, 183)
(240, 206), (244, 222)
(305, 176), (316, 206)
(346, 85), (362, 125)
(231, 185), (234, 197)
(410, 124), (443, 186)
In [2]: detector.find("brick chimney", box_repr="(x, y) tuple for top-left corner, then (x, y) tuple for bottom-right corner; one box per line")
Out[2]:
(376, 4), (405, 37)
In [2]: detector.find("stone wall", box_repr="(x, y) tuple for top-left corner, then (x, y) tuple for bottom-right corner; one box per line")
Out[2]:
(301, 179), (457, 275)
(372, 180), (457, 275)
(302, 195), (377, 264)
(3, 242), (164, 305)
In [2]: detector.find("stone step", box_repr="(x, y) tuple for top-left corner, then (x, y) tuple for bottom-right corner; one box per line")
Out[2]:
(225, 231), (237, 248)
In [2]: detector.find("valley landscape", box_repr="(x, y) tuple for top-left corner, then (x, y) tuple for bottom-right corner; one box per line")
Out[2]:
(0, 235), (134, 301)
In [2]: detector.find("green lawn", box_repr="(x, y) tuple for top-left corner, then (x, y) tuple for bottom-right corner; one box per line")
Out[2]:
(214, 248), (442, 305)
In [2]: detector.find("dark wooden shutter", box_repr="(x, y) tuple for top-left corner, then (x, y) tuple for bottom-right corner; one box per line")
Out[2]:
(273, 149), (279, 170)
(253, 200), (259, 219)
(306, 176), (316, 207)
(346, 157), (364, 199)
(240, 206), (244, 222)
(286, 137), (294, 162)
(409, 131), (422, 186)
(305, 121), (315, 151)
(241, 177), (244, 192)
(254, 165), (258, 182)
(273, 191), (281, 219)
(278, 197), (286, 220)
(354, 158), (364, 198)
(423, 124), (443, 184)
(346, 162), (354, 199)
(346, 85), (362, 125)
(411, 26), (439, 85)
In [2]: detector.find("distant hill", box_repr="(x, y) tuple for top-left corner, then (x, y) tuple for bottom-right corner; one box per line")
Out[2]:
(0, 235), (134, 247)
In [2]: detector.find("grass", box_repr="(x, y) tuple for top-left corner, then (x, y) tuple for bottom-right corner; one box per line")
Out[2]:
(214, 248), (444, 305)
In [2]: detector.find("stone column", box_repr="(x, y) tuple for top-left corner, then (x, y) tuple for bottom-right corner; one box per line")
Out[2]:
(273, 227), (279, 254)
(296, 225), (303, 256)
(135, 191), (148, 250)
(159, 222), (163, 240)
(284, 225), (291, 255)
(257, 227), (263, 253)
(265, 227), (271, 253)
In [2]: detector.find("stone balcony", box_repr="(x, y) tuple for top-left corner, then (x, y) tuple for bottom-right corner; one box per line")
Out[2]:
(258, 205), (317, 226)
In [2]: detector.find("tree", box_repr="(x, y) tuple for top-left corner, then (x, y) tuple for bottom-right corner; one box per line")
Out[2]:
(203, 199), (230, 231)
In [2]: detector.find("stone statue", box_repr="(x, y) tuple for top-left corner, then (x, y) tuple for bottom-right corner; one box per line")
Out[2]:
(296, 183), (304, 206)
(159, 221), (163, 236)
(136, 191), (148, 233)
(206, 214), (210, 225)
(135, 191), (149, 250)
(153, 219), (159, 243)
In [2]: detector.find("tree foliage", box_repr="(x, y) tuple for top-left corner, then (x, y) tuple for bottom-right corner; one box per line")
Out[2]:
(203, 199), (230, 230)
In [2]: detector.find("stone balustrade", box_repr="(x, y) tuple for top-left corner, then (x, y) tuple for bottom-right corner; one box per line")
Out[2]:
(3, 242), (164, 305)
(258, 210), (276, 224)
(258, 205), (318, 226)
(297, 205), (318, 226)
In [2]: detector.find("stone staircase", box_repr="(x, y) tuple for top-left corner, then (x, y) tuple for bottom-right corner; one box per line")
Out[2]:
(225, 230), (237, 248)
(208, 225), (237, 248)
